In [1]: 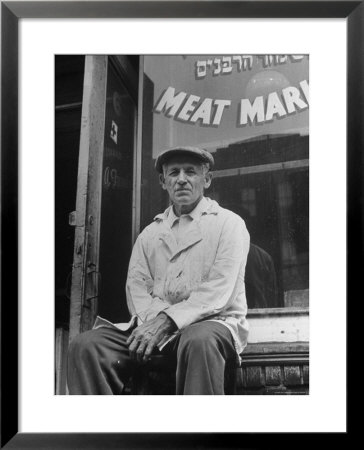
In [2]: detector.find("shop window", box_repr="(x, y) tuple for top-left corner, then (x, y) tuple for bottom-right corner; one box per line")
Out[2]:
(140, 55), (309, 310)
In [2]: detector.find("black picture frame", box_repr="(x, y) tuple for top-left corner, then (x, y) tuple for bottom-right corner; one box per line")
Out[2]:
(1, 1), (358, 447)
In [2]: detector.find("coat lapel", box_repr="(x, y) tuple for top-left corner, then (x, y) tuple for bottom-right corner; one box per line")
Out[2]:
(170, 220), (203, 261)
(158, 227), (178, 256)
(155, 198), (219, 261)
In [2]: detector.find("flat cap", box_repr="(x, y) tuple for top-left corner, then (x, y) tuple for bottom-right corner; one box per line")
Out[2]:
(155, 146), (214, 173)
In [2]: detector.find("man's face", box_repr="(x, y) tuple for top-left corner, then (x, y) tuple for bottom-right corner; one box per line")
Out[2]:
(160, 155), (212, 211)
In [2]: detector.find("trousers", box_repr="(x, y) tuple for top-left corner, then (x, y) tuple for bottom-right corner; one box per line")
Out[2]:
(67, 321), (237, 395)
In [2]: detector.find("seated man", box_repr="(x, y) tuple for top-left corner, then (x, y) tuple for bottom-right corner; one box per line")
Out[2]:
(67, 146), (250, 395)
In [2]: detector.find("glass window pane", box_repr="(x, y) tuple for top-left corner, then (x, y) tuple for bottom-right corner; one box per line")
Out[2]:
(141, 55), (309, 309)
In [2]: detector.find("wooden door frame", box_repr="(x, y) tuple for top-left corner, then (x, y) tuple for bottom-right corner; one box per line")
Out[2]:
(69, 55), (108, 342)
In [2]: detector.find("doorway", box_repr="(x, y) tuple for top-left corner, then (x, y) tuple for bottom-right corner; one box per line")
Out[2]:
(55, 55), (85, 394)
(55, 55), (138, 394)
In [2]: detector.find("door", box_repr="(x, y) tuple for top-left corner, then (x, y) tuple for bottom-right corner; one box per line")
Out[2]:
(68, 55), (138, 343)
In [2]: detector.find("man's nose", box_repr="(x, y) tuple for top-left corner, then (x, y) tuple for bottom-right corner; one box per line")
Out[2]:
(177, 170), (187, 183)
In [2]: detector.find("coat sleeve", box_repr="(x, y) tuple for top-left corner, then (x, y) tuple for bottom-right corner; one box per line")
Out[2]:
(163, 214), (250, 330)
(126, 231), (169, 323)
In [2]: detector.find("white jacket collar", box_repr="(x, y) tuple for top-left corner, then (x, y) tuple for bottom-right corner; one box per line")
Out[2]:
(153, 197), (219, 222)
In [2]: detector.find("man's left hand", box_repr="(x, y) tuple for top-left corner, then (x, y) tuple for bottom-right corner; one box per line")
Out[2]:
(126, 313), (177, 363)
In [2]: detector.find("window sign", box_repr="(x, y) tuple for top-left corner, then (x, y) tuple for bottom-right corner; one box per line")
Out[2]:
(141, 55), (309, 309)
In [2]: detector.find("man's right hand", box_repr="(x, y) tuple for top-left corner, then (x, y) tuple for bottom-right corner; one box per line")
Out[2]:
(126, 313), (177, 363)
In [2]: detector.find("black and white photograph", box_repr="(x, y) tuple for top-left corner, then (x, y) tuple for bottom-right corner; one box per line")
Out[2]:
(2, 2), (354, 443)
(55, 54), (309, 396)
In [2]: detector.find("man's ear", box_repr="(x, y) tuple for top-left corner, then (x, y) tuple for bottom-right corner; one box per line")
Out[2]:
(204, 172), (212, 189)
(159, 173), (167, 190)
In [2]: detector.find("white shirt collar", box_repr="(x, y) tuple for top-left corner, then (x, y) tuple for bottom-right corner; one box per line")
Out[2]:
(167, 196), (208, 228)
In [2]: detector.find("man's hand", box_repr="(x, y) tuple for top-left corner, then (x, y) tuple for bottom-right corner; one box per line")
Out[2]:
(126, 313), (177, 363)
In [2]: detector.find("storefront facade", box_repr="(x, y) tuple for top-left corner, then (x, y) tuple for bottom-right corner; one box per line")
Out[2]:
(55, 55), (309, 395)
